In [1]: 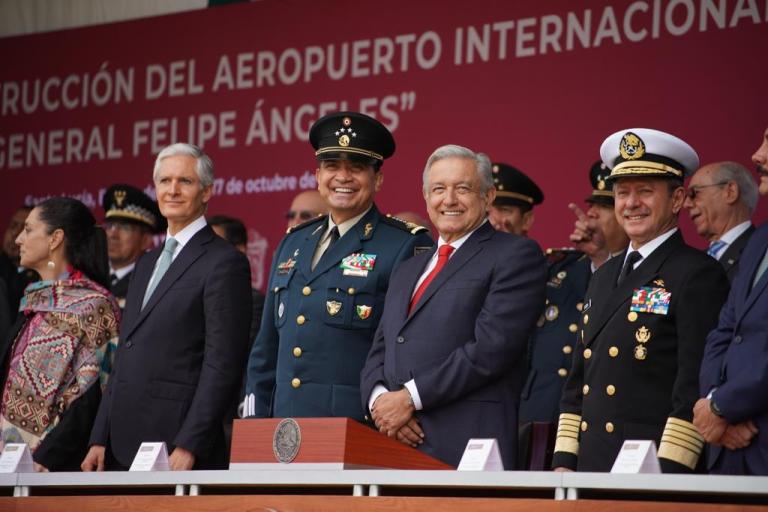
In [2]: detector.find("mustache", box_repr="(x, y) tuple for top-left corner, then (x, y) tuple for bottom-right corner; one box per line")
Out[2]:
(756, 165), (768, 177)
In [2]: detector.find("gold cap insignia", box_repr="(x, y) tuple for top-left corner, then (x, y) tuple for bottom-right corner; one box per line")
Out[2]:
(619, 131), (646, 160)
(114, 190), (127, 207)
(326, 300), (342, 316)
(342, 117), (351, 127)
(339, 134), (350, 147)
(597, 180), (606, 190)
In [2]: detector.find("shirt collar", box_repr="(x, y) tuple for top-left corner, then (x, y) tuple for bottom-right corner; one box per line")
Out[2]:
(110, 262), (136, 280)
(437, 218), (488, 252)
(718, 221), (752, 246)
(325, 206), (372, 241)
(166, 215), (207, 253)
(623, 227), (678, 266)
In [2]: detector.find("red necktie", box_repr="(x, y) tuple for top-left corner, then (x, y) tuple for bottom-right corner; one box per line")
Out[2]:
(409, 244), (454, 314)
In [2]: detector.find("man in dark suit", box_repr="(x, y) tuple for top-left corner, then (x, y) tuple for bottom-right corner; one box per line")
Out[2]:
(82, 143), (252, 471)
(0, 205), (36, 339)
(244, 112), (432, 421)
(360, 144), (546, 468)
(552, 128), (729, 473)
(683, 162), (757, 281)
(693, 126), (768, 475)
(102, 184), (163, 309)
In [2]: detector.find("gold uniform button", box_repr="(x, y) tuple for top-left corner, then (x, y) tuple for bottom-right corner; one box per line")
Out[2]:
(569, 323), (578, 333)
(293, 347), (302, 357)
(581, 421), (588, 432)
(296, 315), (306, 325)
(562, 345), (573, 354)
(302, 286), (311, 296)
(609, 346), (619, 357)
(583, 314), (589, 324)
(606, 385), (616, 396)
(291, 378), (301, 388)
(583, 348), (592, 359)
(582, 384), (590, 395)
(605, 422), (614, 433)
(576, 302), (584, 312)
(628, 311), (638, 322)
(348, 287), (356, 295)
(558, 368), (568, 378)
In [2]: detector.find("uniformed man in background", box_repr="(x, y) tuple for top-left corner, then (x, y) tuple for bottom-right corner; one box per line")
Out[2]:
(244, 111), (433, 421)
(552, 128), (729, 473)
(101, 184), (163, 308)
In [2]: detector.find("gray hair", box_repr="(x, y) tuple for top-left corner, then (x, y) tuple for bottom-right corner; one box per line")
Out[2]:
(711, 161), (759, 213)
(422, 144), (493, 194)
(153, 143), (215, 188)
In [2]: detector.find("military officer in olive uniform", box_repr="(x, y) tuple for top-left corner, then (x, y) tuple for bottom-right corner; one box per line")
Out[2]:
(101, 184), (163, 308)
(552, 128), (729, 473)
(244, 112), (433, 421)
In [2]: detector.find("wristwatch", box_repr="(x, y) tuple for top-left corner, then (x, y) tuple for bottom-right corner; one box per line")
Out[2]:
(710, 398), (723, 417)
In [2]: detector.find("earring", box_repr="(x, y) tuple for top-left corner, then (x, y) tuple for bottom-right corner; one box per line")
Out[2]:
(47, 247), (55, 268)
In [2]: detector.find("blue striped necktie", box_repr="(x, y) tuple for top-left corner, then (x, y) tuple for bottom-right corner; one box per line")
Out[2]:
(707, 240), (727, 259)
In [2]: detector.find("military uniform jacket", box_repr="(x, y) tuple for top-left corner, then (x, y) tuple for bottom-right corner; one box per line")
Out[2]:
(110, 272), (131, 310)
(552, 231), (729, 472)
(245, 205), (432, 421)
(520, 250), (591, 423)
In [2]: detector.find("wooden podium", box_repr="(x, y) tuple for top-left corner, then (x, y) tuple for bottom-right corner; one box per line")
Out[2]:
(230, 417), (452, 470)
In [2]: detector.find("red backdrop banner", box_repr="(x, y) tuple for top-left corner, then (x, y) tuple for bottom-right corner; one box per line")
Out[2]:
(1, 0), (766, 289)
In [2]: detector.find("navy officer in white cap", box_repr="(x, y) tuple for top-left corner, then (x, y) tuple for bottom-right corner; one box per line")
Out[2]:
(552, 128), (729, 473)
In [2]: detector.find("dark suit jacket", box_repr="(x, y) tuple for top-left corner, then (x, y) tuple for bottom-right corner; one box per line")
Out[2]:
(700, 223), (768, 475)
(719, 225), (755, 283)
(90, 224), (252, 468)
(553, 230), (729, 473)
(360, 222), (546, 468)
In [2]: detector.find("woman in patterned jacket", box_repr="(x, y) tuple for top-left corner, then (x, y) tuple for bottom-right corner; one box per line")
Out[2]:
(1, 197), (120, 471)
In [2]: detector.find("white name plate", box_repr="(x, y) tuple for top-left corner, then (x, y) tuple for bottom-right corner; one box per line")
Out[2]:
(129, 442), (170, 471)
(611, 440), (661, 473)
(0, 443), (34, 473)
(457, 438), (504, 471)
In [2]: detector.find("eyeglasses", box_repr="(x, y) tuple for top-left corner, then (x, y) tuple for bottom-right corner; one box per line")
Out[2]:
(103, 221), (140, 233)
(686, 181), (729, 200)
(285, 210), (318, 221)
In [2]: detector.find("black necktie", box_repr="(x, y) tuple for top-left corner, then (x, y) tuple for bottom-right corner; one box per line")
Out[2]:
(618, 251), (642, 285)
(110, 273), (118, 285)
(321, 226), (340, 258)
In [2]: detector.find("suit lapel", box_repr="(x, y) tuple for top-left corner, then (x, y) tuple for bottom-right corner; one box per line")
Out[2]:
(394, 249), (434, 327)
(719, 225), (755, 273)
(406, 222), (493, 321)
(740, 237), (768, 318)
(120, 247), (160, 337)
(125, 226), (211, 338)
(585, 231), (683, 346)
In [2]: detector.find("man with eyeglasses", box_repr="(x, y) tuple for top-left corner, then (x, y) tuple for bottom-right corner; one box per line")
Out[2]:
(683, 162), (757, 282)
(694, 126), (768, 475)
(285, 190), (328, 230)
(101, 184), (164, 308)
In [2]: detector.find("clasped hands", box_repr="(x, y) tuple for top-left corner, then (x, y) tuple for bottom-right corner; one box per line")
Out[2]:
(371, 388), (424, 448)
(692, 398), (758, 451)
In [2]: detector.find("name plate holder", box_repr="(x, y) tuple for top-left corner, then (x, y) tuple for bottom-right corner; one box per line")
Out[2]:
(457, 438), (504, 471)
(129, 442), (170, 471)
(611, 440), (661, 473)
(0, 443), (34, 473)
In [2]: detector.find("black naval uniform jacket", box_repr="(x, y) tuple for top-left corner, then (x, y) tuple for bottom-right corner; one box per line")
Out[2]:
(520, 249), (591, 424)
(552, 230), (729, 472)
(110, 272), (131, 310)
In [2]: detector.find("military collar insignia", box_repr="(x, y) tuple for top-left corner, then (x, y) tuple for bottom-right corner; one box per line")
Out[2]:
(619, 131), (646, 161)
